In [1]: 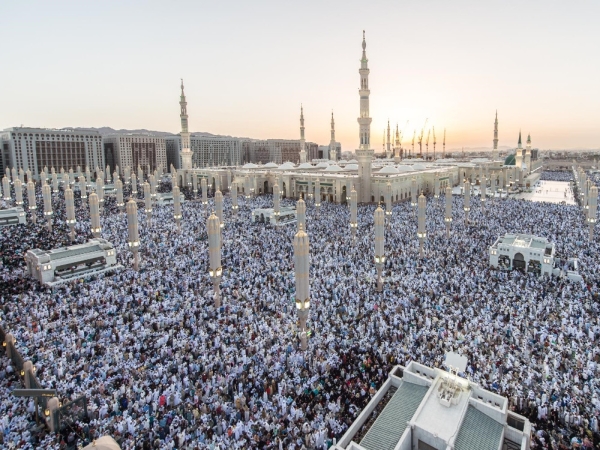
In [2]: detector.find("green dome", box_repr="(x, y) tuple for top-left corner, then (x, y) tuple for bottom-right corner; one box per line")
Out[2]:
(504, 154), (516, 166)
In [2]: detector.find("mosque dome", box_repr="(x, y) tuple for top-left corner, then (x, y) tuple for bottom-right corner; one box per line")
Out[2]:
(315, 162), (330, 168)
(347, 159), (358, 164)
(324, 165), (343, 172)
(263, 162), (278, 168)
(242, 163), (258, 169)
(345, 164), (359, 171)
(277, 162), (296, 170)
(504, 154), (516, 166)
(397, 165), (413, 172)
(379, 166), (399, 174)
(338, 159), (348, 165)
(297, 163), (314, 169)
(413, 164), (427, 171)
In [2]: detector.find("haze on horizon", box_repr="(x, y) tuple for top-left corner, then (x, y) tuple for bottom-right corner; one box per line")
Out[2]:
(1, 0), (598, 152)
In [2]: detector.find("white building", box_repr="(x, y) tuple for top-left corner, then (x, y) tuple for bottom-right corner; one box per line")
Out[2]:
(335, 360), (531, 450)
(0, 207), (26, 227)
(166, 134), (242, 169)
(0, 127), (104, 180)
(25, 238), (121, 286)
(103, 134), (167, 174)
(251, 206), (296, 225)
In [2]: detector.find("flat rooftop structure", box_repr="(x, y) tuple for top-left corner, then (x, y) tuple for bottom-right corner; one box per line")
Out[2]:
(511, 180), (576, 205)
(0, 207), (26, 227)
(335, 361), (531, 450)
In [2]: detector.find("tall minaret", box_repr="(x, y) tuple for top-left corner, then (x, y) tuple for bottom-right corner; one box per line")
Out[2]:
(299, 105), (307, 163)
(356, 30), (374, 203)
(386, 120), (391, 159)
(179, 79), (192, 170)
(515, 130), (523, 168)
(394, 123), (401, 163)
(525, 133), (532, 174)
(329, 111), (337, 162)
(492, 111), (499, 160)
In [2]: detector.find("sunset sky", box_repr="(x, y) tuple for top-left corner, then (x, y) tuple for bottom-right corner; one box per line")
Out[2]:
(1, 0), (599, 151)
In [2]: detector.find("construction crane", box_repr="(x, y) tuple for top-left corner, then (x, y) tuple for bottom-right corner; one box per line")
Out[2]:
(433, 127), (436, 160)
(411, 130), (416, 158)
(443, 128), (446, 158)
(418, 118), (428, 158)
(425, 129), (431, 160)
(399, 121), (409, 159)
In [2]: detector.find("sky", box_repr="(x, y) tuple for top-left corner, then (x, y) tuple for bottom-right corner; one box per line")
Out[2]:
(1, 0), (599, 152)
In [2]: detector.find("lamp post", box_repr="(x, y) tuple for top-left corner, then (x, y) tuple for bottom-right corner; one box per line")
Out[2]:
(144, 182), (152, 225)
(116, 178), (124, 212)
(127, 199), (141, 270)
(411, 177), (417, 214)
(96, 177), (104, 211)
(444, 186), (452, 238)
(14, 179), (23, 206)
(297, 196), (306, 231)
(314, 179), (321, 214)
(207, 212), (223, 308)
(131, 173), (138, 196)
(588, 185), (597, 242)
(293, 223), (310, 350)
(2, 176), (10, 202)
(434, 173), (440, 199)
(350, 186), (357, 240)
(463, 179), (471, 225)
(385, 181), (392, 227)
(481, 176), (486, 212)
(89, 193), (101, 238)
(173, 185), (182, 232)
(417, 192), (427, 258)
(65, 187), (76, 242)
(27, 181), (36, 224)
(42, 184), (53, 231)
(374, 204), (385, 292)
(273, 181), (280, 225)
(201, 178), (208, 213)
(231, 181), (238, 219)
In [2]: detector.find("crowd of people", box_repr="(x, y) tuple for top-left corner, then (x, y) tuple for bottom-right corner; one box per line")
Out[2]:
(0, 169), (599, 450)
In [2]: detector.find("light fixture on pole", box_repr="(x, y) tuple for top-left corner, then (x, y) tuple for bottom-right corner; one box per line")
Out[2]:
(126, 199), (140, 270)
(207, 212), (223, 308)
(374, 204), (385, 292)
(65, 187), (76, 242)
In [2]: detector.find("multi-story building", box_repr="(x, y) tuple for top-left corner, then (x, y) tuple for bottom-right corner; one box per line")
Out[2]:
(103, 134), (167, 173)
(241, 139), (319, 165)
(166, 134), (242, 169)
(0, 127), (104, 179)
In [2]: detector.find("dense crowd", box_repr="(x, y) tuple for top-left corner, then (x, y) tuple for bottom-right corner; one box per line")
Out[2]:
(0, 169), (599, 450)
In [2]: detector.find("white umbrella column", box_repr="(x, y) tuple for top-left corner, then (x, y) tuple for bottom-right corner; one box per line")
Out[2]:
(481, 176), (487, 212)
(297, 197), (306, 231)
(116, 179), (124, 212)
(126, 199), (141, 271)
(201, 178), (208, 213)
(350, 186), (357, 239)
(2, 176), (10, 202)
(79, 176), (87, 204)
(273, 181), (280, 224)
(131, 173), (138, 196)
(463, 180), (471, 225)
(314, 179), (321, 214)
(27, 181), (37, 223)
(192, 174), (198, 199)
(385, 182), (392, 227)
(411, 178), (417, 213)
(89, 193), (101, 238)
(231, 182), (238, 219)
(374, 204), (385, 292)
(207, 212), (222, 308)
(491, 174), (497, 199)
(417, 193), (427, 258)
(588, 185), (598, 242)
(96, 177), (104, 211)
(434, 174), (440, 199)
(42, 184), (53, 231)
(65, 187), (76, 242)
(173, 185), (182, 232)
(293, 223), (310, 350)
(499, 170), (505, 197)
(52, 173), (59, 193)
(444, 186), (453, 238)
(215, 190), (224, 231)
(144, 182), (152, 225)
(14, 179), (23, 206)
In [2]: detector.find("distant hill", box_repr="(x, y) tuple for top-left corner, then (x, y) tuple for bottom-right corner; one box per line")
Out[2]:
(70, 127), (220, 138)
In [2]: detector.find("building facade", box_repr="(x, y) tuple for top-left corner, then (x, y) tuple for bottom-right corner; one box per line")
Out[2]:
(166, 135), (242, 170)
(0, 127), (104, 179)
(103, 134), (167, 174)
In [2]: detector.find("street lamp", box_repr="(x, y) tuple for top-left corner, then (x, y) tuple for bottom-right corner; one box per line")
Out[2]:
(374, 204), (385, 292)
(444, 186), (452, 238)
(207, 212), (222, 308)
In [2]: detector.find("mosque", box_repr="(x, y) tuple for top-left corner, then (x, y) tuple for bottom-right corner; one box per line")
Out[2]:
(175, 32), (543, 203)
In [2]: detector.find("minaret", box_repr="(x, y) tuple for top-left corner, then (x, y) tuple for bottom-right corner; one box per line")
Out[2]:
(329, 111), (337, 162)
(525, 133), (532, 174)
(299, 105), (307, 163)
(492, 111), (499, 159)
(356, 30), (374, 203)
(180, 79), (192, 170)
(515, 130), (523, 168)
(394, 123), (401, 163)
(386, 120), (391, 159)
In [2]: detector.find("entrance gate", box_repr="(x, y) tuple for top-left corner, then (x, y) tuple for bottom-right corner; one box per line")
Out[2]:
(513, 253), (526, 271)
